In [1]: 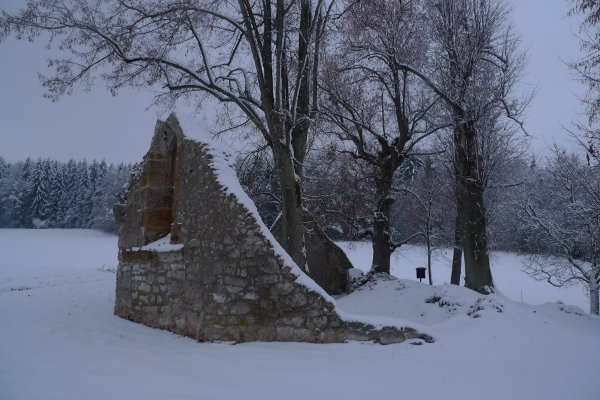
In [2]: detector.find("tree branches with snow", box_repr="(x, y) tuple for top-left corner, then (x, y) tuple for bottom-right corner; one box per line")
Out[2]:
(1, 0), (336, 270)
(517, 146), (600, 314)
(317, 0), (448, 274)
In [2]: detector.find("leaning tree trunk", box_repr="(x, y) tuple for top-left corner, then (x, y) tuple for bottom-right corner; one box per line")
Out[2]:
(272, 138), (307, 272)
(455, 122), (494, 294)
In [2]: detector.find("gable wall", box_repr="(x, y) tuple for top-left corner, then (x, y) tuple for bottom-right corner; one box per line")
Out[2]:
(114, 115), (432, 344)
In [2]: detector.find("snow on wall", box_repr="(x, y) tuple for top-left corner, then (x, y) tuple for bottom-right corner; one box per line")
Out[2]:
(178, 117), (332, 300)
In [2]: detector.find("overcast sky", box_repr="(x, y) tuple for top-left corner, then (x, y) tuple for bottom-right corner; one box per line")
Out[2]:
(0, 0), (589, 164)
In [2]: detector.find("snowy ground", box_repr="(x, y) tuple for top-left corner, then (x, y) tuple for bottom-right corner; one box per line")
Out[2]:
(1, 230), (599, 400)
(336, 242), (591, 311)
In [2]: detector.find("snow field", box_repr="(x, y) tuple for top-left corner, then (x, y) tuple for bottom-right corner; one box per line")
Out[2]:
(336, 241), (590, 311)
(0, 230), (599, 400)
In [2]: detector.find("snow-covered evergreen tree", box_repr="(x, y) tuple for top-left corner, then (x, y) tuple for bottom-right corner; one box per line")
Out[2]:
(44, 160), (62, 227)
(76, 160), (93, 228)
(0, 157), (132, 230)
(92, 162), (130, 232)
(0, 156), (7, 180)
(11, 158), (35, 227)
(59, 159), (78, 228)
(23, 158), (52, 228)
(20, 157), (32, 182)
(0, 157), (14, 226)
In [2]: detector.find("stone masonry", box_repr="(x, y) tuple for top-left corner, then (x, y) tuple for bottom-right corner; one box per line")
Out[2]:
(113, 114), (433, 344)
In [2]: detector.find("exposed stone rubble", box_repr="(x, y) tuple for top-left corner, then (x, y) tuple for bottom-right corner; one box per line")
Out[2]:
(114, 114), (434, 344)
(346, 268), (367, 294)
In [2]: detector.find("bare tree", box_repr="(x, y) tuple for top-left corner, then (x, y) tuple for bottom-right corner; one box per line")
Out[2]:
(518, 146), (600, 315)
(302, 147), (375, 240)
(479, 114), (529, 250)
(567, 1), (600, 169)
(235, 149), (282, 228)
(401, 155), (445, 285)
(1, 0), (335, 270)
(392, 0), (529, 293)
(318, 0), (448, 275)
(438, 108), (529, 284)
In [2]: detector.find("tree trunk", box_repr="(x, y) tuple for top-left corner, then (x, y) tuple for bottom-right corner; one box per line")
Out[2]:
(590, 261), (599, 315)
(451, 214), (462, 285)
(590, 280), (599, 316)
(427, 236), (433, 285)
(455, 121), (494, 294)
(461, 181), (493, 293)
(370, 175), (395, 275)
(265, 0), (311, 273)
(371, 208), (393, 274)
(272, 139), (307, 272)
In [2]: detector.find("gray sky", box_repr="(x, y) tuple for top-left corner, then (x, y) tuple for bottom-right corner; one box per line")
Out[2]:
(0, 0), (589, 164)
(511, 0), (587, 153)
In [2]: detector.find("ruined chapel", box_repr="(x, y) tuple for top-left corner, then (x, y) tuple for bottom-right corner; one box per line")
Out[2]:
(112, 114), (432, 344)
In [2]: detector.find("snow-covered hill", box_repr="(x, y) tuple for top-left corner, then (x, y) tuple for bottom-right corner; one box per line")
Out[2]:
(1, 230), (598, 400)
(336, 241), (591, 311)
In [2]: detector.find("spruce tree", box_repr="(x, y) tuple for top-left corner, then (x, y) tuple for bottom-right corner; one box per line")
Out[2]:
(11, 158), (34, 227)
(45, 160), (62, 227)
(0, 157), (134, 229)
(61, 159), (79, 228)
(25, 158), (51, 227)
(74, 160), (92, 228)
(0, 156), (7, 180)
(0, 157), (13, 226)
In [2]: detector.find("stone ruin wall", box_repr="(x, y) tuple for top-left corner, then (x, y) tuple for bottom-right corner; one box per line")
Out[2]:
(114, 115), (433, 344)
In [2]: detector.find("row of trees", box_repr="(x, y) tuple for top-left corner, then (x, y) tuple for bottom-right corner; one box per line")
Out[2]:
(1, 0), (527, 294)
(0, 156), (134, 231)
(1, 0), (598, 311)
(2, 137), (597, 312)
(320, 0), (529, 294)
(239, 139), (599, 314)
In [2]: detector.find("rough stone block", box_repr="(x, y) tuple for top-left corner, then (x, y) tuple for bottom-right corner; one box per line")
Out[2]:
(171, 224), (181, 243)
(113, 203), (127, 223)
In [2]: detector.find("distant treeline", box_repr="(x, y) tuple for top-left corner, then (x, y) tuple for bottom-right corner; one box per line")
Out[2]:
(0, 156), (135, 232)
